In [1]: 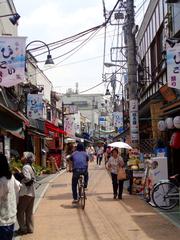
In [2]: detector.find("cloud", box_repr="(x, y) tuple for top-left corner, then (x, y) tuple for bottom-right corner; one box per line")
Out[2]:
(14, 0), (120, 94)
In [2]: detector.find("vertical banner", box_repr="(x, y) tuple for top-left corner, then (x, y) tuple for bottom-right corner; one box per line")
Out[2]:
(64, 115), (75, 138)
(167, 42), (180, 90)
(0, 36), (26, 87)
(27, 94), (43, 119)
(129, 100), (139, 145)
(112, 112), (123, 128)
(99, 116), (106, 127)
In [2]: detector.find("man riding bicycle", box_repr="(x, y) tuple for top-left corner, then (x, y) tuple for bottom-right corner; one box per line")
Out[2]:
(70, 143), (89, 204)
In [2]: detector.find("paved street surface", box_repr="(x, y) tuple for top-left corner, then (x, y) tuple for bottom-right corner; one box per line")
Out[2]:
(19, 162), (180, 240)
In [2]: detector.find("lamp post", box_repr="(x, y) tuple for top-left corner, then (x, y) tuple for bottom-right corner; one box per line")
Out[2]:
(26, 40), (54, 65)
(104, 76), (125, 134)
(0, 13), (20, 25)
(104, 62), (127, 70)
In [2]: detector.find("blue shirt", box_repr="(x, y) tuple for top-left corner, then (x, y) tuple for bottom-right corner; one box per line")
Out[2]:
(71, 151), (89, 170)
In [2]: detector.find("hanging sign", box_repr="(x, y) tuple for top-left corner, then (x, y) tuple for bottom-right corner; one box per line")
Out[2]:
(64, 115), (75, 138)
(0, 36), (26, 87)
(167, 42), (180, 90)
(113, 112), (123, 128)
(129, 100), (139, 144)
(27, 94), (43, 119)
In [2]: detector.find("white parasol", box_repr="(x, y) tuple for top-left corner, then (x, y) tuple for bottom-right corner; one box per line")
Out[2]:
(108, 141), (132, 150)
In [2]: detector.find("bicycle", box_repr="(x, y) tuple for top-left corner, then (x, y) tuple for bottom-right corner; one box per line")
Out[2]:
(151, 174), (180, 210)
(78, 174), (86, 210)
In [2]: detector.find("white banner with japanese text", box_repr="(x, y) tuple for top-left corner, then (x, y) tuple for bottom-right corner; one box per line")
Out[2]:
(64, 115), (75, 138)
(27, 94), (43, 119)
(167, 43), (180, 90)
(112, 112), (123, 128)
(0, 36), (26, 87)
(129, 100), (139, 144)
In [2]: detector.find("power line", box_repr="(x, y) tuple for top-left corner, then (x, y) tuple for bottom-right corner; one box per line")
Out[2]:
(79, 81), (105, 94)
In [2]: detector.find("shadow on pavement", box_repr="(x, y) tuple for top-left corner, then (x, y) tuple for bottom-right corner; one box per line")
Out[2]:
(46, 192), (72, 200)
(118, 195), (180, 240)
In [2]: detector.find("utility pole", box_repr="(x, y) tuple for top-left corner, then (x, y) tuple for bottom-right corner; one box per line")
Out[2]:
(126, 0), (139, 148)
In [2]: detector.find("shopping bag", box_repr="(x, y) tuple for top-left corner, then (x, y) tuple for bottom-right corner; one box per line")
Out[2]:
(117, 167), (127, 180)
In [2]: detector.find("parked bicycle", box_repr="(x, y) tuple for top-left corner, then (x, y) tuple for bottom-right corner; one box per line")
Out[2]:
(78, 174), (86, 210)
(151, 174), (180, 210)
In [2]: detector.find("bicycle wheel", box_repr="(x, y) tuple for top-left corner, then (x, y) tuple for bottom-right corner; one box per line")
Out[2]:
(80, 187), (86, 210)
(152, 182), (179, 210)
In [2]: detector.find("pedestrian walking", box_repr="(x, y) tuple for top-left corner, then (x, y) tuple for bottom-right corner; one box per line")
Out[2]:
(106, 148), (124, 200)
(15, 152), (36, 235)
(104, 146), (112, 165)
(86, 145), (95, 162)
(97, 146), (103, 166)
(0, 153), (21, 240)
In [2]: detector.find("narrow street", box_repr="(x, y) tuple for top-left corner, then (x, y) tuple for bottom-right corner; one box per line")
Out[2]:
(19, 161), (180, 240)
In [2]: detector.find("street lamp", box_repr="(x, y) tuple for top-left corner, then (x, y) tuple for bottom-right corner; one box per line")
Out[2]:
(0, 13), (20, 25)
(104, 76), (125, 132)
(26, 40), (54, 66)
(104, 62), (127, 69)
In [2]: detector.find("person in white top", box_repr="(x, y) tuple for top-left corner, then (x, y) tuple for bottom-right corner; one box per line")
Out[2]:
(106, 148), (124, 200)
(15, 152), (36, 236)
(0, 153), (21, 240)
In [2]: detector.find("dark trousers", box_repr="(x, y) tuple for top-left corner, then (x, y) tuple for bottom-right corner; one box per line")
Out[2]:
(111, 173), (124, 197)
(97, 154), (102, 165)
(17, 195), (35, 233)
(72, 169), (88, 200)
(0, 224), (14, 240)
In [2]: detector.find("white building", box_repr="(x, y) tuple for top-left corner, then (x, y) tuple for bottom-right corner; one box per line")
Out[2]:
(62, 93), (107, 138)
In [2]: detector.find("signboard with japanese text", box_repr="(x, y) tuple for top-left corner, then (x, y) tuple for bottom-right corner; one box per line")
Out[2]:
(99, 116), (106, 126)
(112, 112), (123, 128)
(167, 42), (180, 90)
(63, 104), (78, 115)
(27, 94), (43, 119)
(129, 100), (139, 144)
(64, 115), (75, 138)
(0, 36), (26, 87)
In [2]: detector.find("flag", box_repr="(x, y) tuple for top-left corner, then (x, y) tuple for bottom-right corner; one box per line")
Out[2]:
(0, 36), (26, 87)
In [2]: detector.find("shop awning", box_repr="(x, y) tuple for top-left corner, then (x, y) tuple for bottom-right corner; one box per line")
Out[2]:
(0, 103), (25, 138)
(28, 129), (47, 138)
(45, 121), (66, 136)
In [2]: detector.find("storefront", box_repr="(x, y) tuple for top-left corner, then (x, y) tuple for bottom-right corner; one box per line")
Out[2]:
(0, 103), (28, 159)
(45, 120), (66, 168)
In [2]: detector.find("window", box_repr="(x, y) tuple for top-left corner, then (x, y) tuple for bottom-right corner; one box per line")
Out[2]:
(159, 0), (163, 24)
(157, 27), (164, 66)
(156, 5), (160, 29)
(150, 40), (157, 80)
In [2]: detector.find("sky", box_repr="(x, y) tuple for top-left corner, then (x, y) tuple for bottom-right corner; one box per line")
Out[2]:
(13, 0), (150, 94)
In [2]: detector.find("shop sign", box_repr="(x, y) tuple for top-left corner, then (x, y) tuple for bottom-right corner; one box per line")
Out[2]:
(112, 112), (123, 128)
(63, 104), (78, 115)
(159, 84), (176, 102)
(0, 36), (26, 87)
(167, 43), (180, 90)
(27, 94), (43, 119)
(129, 100), (139, 143)
(64, 115), (75, 138)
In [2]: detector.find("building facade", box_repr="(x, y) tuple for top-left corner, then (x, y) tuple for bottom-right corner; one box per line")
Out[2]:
(136, 0), (180, 175)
